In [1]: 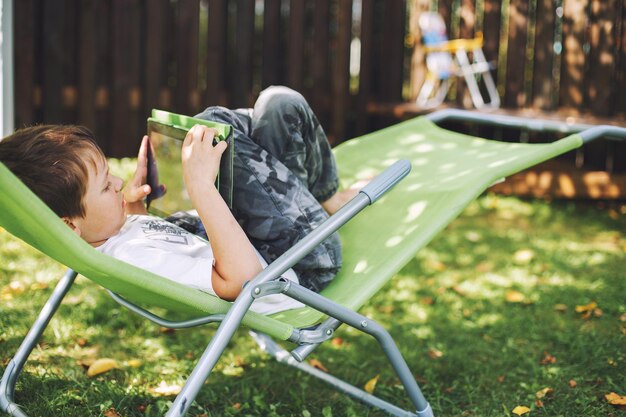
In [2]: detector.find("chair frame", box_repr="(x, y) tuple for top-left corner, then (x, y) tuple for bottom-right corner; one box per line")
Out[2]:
(2, 110), (625, 417)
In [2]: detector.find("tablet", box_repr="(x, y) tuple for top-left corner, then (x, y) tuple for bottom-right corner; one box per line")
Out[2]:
(146, 110), (234, 215)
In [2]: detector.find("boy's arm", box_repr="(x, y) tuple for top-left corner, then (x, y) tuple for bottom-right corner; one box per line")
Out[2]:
(123, 136), (152, 215)
(182, 125), (263, 300)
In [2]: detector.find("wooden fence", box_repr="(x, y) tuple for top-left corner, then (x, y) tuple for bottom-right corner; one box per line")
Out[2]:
(12, 0), (626, 168)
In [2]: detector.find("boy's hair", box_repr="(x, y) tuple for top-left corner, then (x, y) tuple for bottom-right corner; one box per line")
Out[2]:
(0, 125), (104, 218)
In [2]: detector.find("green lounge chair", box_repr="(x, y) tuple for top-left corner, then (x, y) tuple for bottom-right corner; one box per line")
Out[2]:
(1, 109), (624, 417)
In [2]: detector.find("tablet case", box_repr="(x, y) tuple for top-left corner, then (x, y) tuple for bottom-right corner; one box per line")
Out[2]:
(147, 109), (235, 210)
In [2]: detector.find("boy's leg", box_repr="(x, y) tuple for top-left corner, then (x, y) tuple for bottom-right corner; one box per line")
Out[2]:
(194, 105), (341, 292)
(249, 86), (339, 203)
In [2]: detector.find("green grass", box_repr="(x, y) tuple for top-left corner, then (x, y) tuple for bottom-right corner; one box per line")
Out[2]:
(1, 195), (625, 417)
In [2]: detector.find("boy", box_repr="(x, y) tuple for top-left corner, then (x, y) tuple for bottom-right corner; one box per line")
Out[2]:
(0, 87), (356, 313)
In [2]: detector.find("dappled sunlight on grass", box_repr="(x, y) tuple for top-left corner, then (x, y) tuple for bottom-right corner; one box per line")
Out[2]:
(1, 194), (625, 416)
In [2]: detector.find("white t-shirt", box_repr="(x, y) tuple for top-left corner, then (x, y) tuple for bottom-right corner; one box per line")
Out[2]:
(96, 214), (304, 314)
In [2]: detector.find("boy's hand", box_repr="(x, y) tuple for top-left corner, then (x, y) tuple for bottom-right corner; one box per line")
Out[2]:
(181, 125), (227, 197)
(123, 136), (154, 214)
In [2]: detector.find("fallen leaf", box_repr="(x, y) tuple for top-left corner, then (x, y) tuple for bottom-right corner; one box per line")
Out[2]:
(536, 387), (553, 399)
(221, 364), (244, 376)
(569, 379), (577, 388)
(512, 405), (531, 415)
(232, 403), (241, 410)
(150, 380), (182, 396)
(553, 304), (567, 312)
(514, 249), (535, 264)
(476, 261), (494, 273)
(87, 358), (119, 377)
(331, 337), (344, 347)
(606, 392), (626, 405)
(465, 231), (481, 242)
(575, 301), (603, 320)
(428, 260), (446, 272)
(103, 408), (123, 417)
(308, 358), (328, 372)
(540, 351), (556, 365)
(420, 296), (434, 305)
(575, 301), (597, 313)
(234, 355), (246, 367)
(506, 290), (526, 303)
(451, 286), (467, 296)
(535, 399), (544, 408)
(378, 305), (394, 314)
(30, 282), (49, 291)
(1, 281), (26, 300)
(159, 327), (176, 334)
(619, 313), (626, 322)
(364, 375), (380, 394)
(427, 348), (444, 359)
(127, 359), (142, 368)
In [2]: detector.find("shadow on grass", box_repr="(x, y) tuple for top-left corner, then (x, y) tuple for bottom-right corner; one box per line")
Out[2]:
(2, 196), (624, 417)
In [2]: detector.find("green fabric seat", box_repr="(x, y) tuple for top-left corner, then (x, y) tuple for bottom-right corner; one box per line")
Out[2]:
(0, 116), (582, 339)
(272, 117), (581, 325)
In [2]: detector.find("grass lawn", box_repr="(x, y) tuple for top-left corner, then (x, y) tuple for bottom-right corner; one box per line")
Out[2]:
(1, 193), (625, 417)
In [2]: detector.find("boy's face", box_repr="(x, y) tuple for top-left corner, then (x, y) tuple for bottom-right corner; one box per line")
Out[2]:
(64, 153), (126, 247)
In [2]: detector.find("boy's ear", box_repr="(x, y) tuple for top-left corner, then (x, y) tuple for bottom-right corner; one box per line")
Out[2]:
(62, 217), (82, 237)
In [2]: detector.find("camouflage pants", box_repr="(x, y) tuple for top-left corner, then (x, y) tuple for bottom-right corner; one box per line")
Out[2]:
(194, 86), (342, 292)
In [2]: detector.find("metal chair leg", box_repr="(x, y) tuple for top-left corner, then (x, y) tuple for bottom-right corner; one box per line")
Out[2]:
(251, 331), (421, 417)
(0, 269), (78, 417)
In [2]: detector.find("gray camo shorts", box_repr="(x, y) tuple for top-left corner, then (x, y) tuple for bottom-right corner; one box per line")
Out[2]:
(193, 86), (342, 292)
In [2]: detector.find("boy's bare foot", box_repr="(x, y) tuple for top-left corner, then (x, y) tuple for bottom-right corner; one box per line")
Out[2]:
(321, 179), (370, 215)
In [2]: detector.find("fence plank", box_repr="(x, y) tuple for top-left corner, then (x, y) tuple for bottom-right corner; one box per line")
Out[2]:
(617, 0), (626, 171)
(438, 0), (452, 35)
(617, 0), (626, 115)
(581, 0), (620, 173)
(503, 0), (530, 108)
(379, 1), (406, 102)
(62, 0), (78, 123)
(42, 0), (65, 123)
(330, 0), (352, 143)
(532, 0), (557, 110)
(356, 0), (374, 134)
(93, 1), (111, 150)
(457, 0), (476, 107)
(78, 0), (97, 130)
(311, 0), (331, 125)
(175, 0), (199, 114)
(587, 0), (618, 116)
(261, 0), (282, 88)
(287, 1), (305, 92)
(206, 0), (228, 105)
(144, 0), (167, 115)
(13, 0), (36, 128)
(111, 0), (142, 157)
(408, 0), (429, 103)
(559, 0), (589, 111)
(231, 0), (255, 107)
(482, 0), (503, 98)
